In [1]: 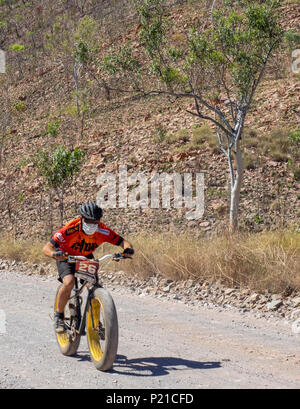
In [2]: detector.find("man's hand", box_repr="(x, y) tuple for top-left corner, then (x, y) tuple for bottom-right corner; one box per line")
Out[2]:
(42, 242), (68, 261)
(52, 250), (68, 261)
(122, 248), (134, 258)
(120, 239), (134, 258)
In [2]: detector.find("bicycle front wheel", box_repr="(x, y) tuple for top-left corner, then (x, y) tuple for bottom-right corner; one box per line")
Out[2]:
(54, 285), (81, 356)
(87, 287), (118, 371)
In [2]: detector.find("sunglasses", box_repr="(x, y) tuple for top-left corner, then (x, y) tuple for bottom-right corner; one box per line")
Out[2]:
(83, 218), (99, 225)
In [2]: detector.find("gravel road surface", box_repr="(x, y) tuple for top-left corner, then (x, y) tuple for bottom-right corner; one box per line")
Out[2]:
(0, 270), (299, 389)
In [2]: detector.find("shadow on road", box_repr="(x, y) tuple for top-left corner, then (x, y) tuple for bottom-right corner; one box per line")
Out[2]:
(73, 351), (91, 362)
(71, 352), (221, 377)
(110, 355), (221, 377)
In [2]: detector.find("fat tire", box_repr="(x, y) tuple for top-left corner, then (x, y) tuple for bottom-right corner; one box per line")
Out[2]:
(54, 284), (81, 356)
(87, 287), (118, 371)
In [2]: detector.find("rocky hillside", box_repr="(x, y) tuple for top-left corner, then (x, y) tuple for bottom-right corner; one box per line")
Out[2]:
(0, 0), (299, 241)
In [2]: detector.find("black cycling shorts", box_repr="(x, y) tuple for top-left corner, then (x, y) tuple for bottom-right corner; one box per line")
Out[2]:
(56, 254), (94, 283)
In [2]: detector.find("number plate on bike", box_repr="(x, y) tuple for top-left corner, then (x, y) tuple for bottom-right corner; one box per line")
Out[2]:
(75, 261), (99, 283)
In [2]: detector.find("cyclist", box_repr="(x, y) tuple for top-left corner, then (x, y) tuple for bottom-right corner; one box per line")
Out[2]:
(42, 201), (134, 333)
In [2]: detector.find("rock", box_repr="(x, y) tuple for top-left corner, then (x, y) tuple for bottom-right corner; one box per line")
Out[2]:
(258, 295), (268, 304)
(162, 284), (172, 293)
(290, 310), (300, 320)
(247, 293), (260, 303)
(224, 288), (235, 296)
(271, 294), (282, 301)
(39, 267), (46, 275)
(291, 297), (300, 307)
(185, 280), (195, 289)
(266, 298), (283, 311)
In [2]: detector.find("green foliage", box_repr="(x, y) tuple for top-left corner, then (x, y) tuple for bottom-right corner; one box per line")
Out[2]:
(163, 128), (189, 145)
(9, 44), (25, 52)
(13, 100), (26, 112)
(244, 152), (260, 170)
(288, 128), (300, 144)
(74, 40), (89, 64)
(44, 16), (75, 57)
(64, 103), (78, 116)
(168, 46), (184, 61)
(153, 124), (167, 142)
(284, 29), (300, 49)
(17, 192), (24, 204)
(101, 0), (282, 112)
(131, 0), (283, 101)
(160, 66), (187, 85)
(137, 1), (169, 59)
(192, 126), (209, 146)
(34, 145), (85, 190)
(288, 160), (300, 181)
(46, 120), (60, 138)
(253, 214), (264, 225)
(102, 45), (140, 75)
(192, 0), (282, 97)
(73, 16), (99, 64)
(243, 127), (300, 164)
(242, 128), (259, 148)
(0, 0), (19, 6)
(16, 157), (28, 169)
(74, 16), (98, 45)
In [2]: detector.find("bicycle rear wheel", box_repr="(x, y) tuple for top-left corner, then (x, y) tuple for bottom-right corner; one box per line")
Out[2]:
(87, 287), (118, 371)
(54, 285), (81, 356)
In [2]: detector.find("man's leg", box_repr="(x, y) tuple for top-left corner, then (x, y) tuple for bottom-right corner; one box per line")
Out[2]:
(55, 261), (75, 333)
(56, 274), (75, 313)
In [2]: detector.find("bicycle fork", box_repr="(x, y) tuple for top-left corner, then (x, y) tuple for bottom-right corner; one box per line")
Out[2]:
(77, 287), (96, 335)
(85, 287), (105, 340)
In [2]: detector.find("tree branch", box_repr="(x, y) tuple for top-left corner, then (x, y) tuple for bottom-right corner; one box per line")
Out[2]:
(245, 42), (278, 111)
(186, 108), (232, 138)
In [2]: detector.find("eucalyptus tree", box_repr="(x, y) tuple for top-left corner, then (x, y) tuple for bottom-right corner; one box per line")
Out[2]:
(100, 0), (284, 231)
(35, 145), (85, 229)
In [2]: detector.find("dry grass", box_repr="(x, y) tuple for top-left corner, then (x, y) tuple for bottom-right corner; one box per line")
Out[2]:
(117, 229), (300, 294)
(0, 229), (299, 295)
(0, 234), (45, 265)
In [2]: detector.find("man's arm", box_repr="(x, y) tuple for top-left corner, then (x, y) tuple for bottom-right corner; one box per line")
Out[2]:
(42, 242), (67, 261)
(120, 239), (134, 257)
(120, 239), (132, 251)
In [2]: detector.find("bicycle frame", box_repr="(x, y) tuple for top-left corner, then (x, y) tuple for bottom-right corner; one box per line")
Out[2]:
(67, 253), (125, 336)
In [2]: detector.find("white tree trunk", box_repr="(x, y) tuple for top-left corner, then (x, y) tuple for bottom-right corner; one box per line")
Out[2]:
(230, 139), (244, 232)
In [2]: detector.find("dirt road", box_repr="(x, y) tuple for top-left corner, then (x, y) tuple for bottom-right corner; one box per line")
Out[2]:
(0, 270), (299, 389)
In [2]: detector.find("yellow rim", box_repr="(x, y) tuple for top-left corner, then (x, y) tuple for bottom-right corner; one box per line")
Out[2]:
(87, 297), (104, 362)
(54, 293), (70, 349)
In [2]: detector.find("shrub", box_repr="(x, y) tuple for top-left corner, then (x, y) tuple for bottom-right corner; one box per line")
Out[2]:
(289, 128), (300, 145)
(244, 153), (260, 169)
(99, 229), (300, 294)
(243, 128), (259, 148)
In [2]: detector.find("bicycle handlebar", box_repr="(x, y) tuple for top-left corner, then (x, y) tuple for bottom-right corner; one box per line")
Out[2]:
(67, 253), (130, 264)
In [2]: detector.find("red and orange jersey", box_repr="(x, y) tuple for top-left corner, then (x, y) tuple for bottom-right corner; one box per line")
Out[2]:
(50, 217), (123, 257)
